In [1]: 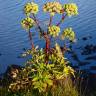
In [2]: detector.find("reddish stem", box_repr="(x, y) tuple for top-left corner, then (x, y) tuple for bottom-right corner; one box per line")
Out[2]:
(43, 32), (50, 64)
(56, 14), (66, 26)
(32, 14), (43, 35)
(43, 33), (50, 54)
(28, 29), (34, 49)
(32, 14), (50, 63)
(48, 16), (53, 26)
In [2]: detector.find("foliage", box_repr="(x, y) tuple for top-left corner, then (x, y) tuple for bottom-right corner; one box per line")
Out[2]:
(61, 27), (76, 42)
(0, 87), (9, 96)
(21, 17), (35, 30)
(63, 3), (78, 16)
(43, 2), (63, 16)
(8, 44), (75, 93)
(48, 25), (60, 37)
(51, 77), (78, 96)
(24, 2), (39, 16)
(8, 0), (79, 96)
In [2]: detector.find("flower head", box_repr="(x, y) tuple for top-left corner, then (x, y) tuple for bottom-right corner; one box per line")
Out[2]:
(21, 17), (35, 30)
(61, 27), (76, 42)
(43, 2), (63, 16)
(48, 25), (60, 37)
(24, 2), (39, 16)
(63, 3), (78, 16)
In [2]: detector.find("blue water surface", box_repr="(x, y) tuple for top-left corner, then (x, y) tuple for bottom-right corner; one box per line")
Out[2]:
(0, 0), (96, 73)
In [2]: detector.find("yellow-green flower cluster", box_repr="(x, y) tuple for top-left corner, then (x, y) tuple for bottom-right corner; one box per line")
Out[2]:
(24, 2), (39, 16)
(43, 2), (63, 16)
(48, 25), (60, 37)
(63, 3), (78, 16)
(61, 27), (76, 42)
(21, 17), (35, 30)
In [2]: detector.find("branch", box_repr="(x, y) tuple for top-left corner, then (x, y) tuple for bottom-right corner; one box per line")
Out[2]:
(56, 14), (66, 26)
(32, 14), (44, 36)
(28, 29), (34, 49)
(48, 16), (53, 26)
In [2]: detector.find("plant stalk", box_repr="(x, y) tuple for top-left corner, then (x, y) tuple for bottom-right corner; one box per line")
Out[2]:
(28, 29), (34, 49)
(43, 33), (50, 63)
(48, 16), (53, 26)
(56, 14), (66, 26)
(32, 14), (44, 35)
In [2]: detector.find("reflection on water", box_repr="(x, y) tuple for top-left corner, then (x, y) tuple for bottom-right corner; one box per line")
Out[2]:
(0, 0), (96, 73)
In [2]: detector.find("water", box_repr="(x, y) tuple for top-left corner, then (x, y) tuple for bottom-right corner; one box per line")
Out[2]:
(0, 0), (96, 73)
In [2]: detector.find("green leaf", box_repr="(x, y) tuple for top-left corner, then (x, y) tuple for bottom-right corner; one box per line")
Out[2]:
(47, 79), (53, 86)
(32, 77), (39, 82)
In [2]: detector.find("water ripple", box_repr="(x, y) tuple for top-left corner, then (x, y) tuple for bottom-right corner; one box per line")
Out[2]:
(0, 0), (96, 73)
